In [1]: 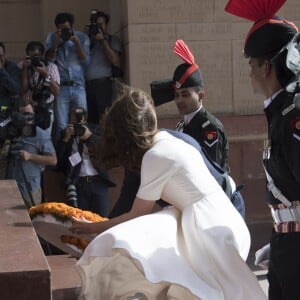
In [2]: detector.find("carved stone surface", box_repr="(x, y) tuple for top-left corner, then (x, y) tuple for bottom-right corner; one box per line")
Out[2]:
(0, 180), (51, 300)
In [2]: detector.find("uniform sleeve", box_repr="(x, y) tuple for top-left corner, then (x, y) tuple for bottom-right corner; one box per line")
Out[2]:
(136, 150), (175, 201)
(201, 121), (227, 169)
(282, 112), (300, 181)
(217, 124), (229, 172)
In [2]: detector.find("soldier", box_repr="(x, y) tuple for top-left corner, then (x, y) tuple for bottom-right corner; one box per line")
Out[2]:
(151, 40), (229, 171)
(150, 40), (245, 217)
(226, 0), (300, 299)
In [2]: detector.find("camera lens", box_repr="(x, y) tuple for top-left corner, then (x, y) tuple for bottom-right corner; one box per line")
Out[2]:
(66, 184), (78, 208)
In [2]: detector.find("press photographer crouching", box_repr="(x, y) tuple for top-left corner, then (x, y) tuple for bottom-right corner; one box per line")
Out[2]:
(5, 99), (57, 207)
(19, 41), (60, 134)
(56, 107), (115, 216)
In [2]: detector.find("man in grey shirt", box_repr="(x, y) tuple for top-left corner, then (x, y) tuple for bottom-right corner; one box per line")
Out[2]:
(85, 10), (122, 124)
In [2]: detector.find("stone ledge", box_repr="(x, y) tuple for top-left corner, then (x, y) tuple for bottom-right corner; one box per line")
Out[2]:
(0, 180), (51, 300)
(47, 255), (81, 300)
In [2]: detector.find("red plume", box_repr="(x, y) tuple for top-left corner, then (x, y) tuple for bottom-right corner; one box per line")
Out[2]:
(225, 0), (287, 21)
(173, 40), (195, 65)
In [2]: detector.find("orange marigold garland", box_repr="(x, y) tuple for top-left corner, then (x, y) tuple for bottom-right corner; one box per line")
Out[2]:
(29, 202), (108, 251)
(60, 235), (90, 250)
(29, 202), (108, 222)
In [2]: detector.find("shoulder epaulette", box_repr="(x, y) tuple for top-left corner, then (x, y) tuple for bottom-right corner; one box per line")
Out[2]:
(282, 104), (295, 116)
(201, 120), (210, 128)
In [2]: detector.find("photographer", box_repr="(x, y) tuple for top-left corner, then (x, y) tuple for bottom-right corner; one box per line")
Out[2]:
(45, 12), (90, 141)
(56, 107), (115, 216)
(6, 99), (57, 207)
(85, 10), (122, 124)
(19, 41), (60, 133)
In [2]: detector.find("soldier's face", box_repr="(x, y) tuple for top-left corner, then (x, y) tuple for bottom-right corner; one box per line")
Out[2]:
(249, 57), (266, 95)
(174, 87), (204, 115)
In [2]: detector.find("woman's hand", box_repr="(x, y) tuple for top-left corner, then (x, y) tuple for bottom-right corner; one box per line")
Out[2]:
(69, 197), (155, 235)
(69, 216), (104, 234)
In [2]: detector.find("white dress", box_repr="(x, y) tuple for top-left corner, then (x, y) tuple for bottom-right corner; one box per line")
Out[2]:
(76, 131), (266, 300)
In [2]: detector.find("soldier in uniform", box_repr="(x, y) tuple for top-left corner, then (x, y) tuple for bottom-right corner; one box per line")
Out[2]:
(226, 0), (300, 299)
(172, 41), (229, 171)
(151, 40), (229, 171)
(149, 39), (245, 216)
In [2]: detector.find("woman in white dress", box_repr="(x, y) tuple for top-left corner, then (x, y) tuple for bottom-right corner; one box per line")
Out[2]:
(70, 86), (266, 300)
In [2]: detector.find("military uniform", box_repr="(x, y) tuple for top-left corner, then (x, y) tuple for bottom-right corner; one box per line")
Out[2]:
(179, 107), (229, 171)
(225, 0), (300, 297)
(263, 90), (300, 299)
(264, 91), (300, 206)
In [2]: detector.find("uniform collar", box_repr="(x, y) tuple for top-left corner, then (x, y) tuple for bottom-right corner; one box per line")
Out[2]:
(264, 89), (283, 108)
(264, 89), (293, 122)
(183, 105), (203, 125)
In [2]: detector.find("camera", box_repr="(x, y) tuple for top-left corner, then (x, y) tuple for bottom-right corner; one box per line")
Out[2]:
(71, 108), (86, 136)
(74, 108), (85, 123)
(73, 123), (86, 137)
(88, 9), (101, 36)
(30, 55), (43, 68)
(2, 111), (36, 141)
(0, 99), (37, 143)
(61, 28), (74, 41)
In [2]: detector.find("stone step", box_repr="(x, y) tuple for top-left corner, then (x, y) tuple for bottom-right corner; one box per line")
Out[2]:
(47, 255), (81, 300)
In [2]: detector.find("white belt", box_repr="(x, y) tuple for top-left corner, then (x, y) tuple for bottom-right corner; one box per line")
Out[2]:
(271, 205), (300, 223)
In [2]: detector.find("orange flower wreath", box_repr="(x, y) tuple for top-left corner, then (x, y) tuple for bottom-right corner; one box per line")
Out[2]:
(29, 202), (108, 251)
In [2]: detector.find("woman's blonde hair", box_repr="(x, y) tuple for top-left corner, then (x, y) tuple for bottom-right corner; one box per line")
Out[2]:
(100, 86), (158, 172)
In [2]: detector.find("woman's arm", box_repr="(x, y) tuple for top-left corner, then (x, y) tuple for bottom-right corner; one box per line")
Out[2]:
(70, 197), (155, 234)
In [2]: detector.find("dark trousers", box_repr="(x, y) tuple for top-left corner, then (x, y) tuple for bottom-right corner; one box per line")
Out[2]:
(76, 176), (109, 217)
(267, 231), (300, 300)
(108, 169), (169, 218)
(86, 78), (112, 124)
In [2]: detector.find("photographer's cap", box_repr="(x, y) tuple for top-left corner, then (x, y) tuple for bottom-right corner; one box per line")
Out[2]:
(225, 0), (298, 59)
(150, 40), (204, 106)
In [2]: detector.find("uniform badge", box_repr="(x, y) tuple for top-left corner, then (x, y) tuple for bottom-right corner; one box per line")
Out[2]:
(290, 117), (300, 130)
(282, 104), (295, 116)
(201, 120), (211, 128)
(175, 81), (181, 88)
(290, 118), (300, 141)
(205, 131), (217, 140)
(204, 131), (218, 147)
